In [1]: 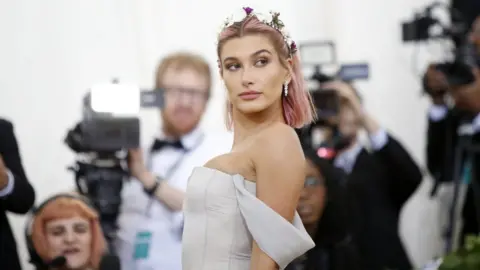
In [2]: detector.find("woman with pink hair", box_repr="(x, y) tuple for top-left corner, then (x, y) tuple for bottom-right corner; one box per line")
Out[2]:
(182, 7), (316, 270)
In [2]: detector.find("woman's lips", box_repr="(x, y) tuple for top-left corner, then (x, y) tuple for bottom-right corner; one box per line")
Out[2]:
(298, 205), (313, 216)
(239, 90), (262, 100)
(63, 247), (80, 255)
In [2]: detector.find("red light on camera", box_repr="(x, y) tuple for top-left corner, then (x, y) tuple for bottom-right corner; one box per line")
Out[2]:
(317, 147), (336, 159)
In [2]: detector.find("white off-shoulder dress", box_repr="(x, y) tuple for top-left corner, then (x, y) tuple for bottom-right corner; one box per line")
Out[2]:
(182, 166), (315, 270)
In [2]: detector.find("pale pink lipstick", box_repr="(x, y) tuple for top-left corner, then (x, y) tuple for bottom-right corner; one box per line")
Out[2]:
(239, 90), (262, 100)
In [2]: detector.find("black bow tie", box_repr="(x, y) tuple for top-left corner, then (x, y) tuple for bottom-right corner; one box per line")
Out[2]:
(150, 139), (184, 152)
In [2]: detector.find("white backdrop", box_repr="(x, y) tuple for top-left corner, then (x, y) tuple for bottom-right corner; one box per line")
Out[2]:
(0, 0), (449, 269)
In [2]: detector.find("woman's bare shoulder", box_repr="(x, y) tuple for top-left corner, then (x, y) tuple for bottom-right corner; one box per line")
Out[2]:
(252, 123), (304, 164)
(257, 122), (301, 146)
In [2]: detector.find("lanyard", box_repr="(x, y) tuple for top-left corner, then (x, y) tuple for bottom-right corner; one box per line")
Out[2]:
(144, 133), (205, 217)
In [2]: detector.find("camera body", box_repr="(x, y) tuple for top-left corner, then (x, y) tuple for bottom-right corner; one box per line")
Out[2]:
(402, 2), (477, 87)
(64, 81), (164, 250)
(67, 82), (164, 153)
(297, 40), (370, 155)
(309, 63), (370, 119)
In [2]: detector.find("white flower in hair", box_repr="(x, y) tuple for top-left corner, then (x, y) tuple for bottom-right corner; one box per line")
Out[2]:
(217, 7), (297, 55)
(217, 8), (247, 38)
(255, 12), (273, 25)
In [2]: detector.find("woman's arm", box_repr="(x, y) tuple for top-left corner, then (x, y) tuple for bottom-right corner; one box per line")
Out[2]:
(249, 124), (306, 270)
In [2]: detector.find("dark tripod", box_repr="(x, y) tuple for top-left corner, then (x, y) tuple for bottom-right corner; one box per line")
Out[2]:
(445, 127), (480, 253)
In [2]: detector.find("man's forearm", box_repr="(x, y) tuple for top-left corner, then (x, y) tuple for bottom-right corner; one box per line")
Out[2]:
(138, 171), (184, 211)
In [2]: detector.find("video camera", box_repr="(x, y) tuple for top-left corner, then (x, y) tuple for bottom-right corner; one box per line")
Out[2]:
(402, 1), (478, 87)
(297, 41), (370, 155)
(64, 79), (164, 251)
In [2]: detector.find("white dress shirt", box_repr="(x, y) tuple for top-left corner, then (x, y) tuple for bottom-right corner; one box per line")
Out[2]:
(0, 170), (15, 197)
(429, 104), (480, 133)
(116, 126), (233, 270)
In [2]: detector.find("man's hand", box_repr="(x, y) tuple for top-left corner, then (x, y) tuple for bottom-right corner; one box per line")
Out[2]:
(0, 155), (9, 190)
(322, 80), (381, 134)
(322, 80), (363, 118)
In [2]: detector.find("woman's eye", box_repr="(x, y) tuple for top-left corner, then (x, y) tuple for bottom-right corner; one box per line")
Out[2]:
(255, 59), (269, 67)
(226, 63), (240, 71)
(52, 231), (64, 236)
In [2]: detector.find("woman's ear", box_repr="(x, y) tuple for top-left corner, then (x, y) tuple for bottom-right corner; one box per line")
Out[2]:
(284, 58), (293, 82)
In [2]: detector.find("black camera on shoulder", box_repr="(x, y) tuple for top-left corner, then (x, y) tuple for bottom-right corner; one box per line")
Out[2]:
(402, 1), (478, 87)
(64, 79), (164, 250)
(296, 41), (369, 156)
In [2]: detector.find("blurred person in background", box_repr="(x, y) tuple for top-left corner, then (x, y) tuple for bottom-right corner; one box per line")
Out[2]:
(287, 146), (360, 270)
(451, 0), (480, 48)
(425, 16), (480, 249)
(320, 81), (423, 270)
(115, 52), (232, 270)
(0, 118), (36, 270)
(27, 194), (107, 270)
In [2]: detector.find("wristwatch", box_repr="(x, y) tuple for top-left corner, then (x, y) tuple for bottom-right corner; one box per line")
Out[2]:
(143, 176), (162, 196)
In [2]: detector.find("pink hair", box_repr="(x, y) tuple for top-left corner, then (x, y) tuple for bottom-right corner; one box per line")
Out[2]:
(217, 15), (315, 129)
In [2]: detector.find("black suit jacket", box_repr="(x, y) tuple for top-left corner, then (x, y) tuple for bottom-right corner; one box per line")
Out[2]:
(288, 135), (422, 270)
(0, 119), (35, 270)
(347, 135), (422, 270)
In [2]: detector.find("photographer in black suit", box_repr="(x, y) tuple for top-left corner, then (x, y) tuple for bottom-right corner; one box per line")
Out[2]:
(424, 15), (480, 251)
(318, 81), (422, 270)
(425, 69), (480, 250)
(0, 118), (36, 269)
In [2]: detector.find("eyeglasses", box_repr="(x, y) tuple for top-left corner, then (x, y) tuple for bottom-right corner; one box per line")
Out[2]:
(304, 176), (322, 188)
(162, 86), (209, 102)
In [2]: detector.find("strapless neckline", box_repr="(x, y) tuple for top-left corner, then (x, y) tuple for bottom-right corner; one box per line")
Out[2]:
(193, 166), (256, 185)
(183, 165), (315, 270)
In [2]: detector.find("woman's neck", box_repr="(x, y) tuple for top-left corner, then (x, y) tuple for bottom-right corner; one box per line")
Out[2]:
(231, 102), (284, 146)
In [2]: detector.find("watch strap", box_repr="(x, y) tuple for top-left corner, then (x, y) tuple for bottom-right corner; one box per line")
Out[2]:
(143, 176), (162, 196)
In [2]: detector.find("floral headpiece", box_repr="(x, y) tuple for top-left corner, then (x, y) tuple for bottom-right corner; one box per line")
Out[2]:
(219, 7), (297, 57)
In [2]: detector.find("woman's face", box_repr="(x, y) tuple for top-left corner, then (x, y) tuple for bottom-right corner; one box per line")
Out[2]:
(45, 216), (92, 269)
(220, 34), (290, 115)
(297, 159), (326, 225)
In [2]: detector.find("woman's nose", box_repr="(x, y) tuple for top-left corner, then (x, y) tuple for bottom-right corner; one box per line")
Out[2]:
(241, 66), (256, 88)
(299, 189), (309, 199)
(63, 230), (77, 243)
